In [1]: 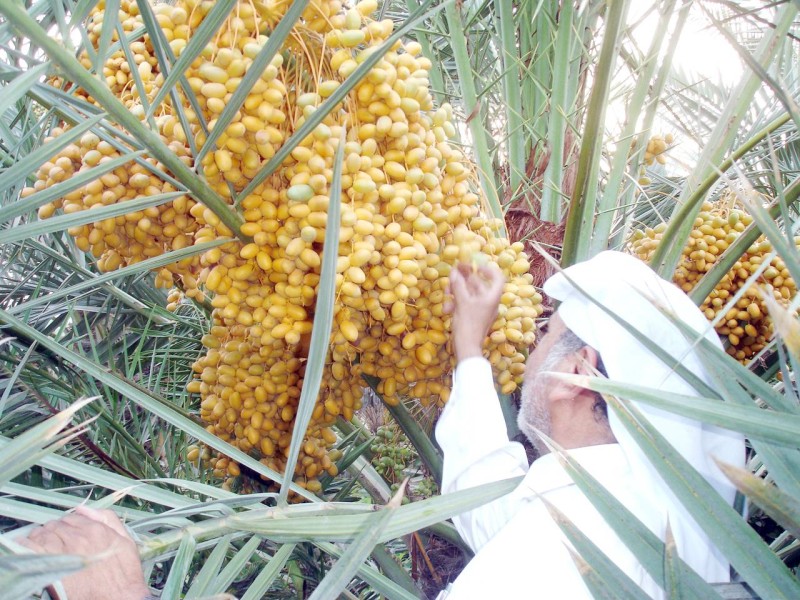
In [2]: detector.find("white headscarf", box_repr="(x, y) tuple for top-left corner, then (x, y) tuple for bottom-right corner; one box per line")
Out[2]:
(543, 250), (745, 579)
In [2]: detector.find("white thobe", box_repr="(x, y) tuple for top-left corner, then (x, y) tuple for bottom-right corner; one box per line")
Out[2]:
(435, 357), (729, 599)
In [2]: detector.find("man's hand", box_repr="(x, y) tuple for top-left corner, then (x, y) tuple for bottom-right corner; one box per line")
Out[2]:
(20, 506), (149, 600)
(446, 262), (506, 363)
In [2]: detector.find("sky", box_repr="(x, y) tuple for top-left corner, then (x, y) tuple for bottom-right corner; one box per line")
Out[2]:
(619, 2), (752, 177)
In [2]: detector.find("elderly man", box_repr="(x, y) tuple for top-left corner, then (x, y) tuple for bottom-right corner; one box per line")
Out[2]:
(436, 250), (745, 598)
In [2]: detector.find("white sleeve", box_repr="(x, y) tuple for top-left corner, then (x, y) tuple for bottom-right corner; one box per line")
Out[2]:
(435, 357), (530, 552)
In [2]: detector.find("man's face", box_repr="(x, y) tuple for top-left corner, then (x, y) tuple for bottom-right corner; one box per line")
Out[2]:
(517, 313), (569, 455)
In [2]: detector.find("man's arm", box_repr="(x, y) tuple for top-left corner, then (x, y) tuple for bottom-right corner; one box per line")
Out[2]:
(20, 506), (150, 600)
(436, 357), (529, 551)
(437, 264), (530, 552)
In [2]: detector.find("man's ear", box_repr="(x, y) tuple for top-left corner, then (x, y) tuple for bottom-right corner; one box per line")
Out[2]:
(573, 345), (599, 376)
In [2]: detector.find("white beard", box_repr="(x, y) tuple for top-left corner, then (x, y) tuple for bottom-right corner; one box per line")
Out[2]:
(516, 339), (575, 457)
(517, 373), (552, 456)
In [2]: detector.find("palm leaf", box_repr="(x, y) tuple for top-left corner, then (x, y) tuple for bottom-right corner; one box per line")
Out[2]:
(717, 461), (800, 541)
(161, 533), (197, 600)
(309, 484), (405, 600)
(547, 499), (651, 600)
(0, 553), (90, 600)
(606, 392), (800, 599)
(277, 129), (344, 505)
(238, 543), (296, 600)
(556, 373), (800, 448)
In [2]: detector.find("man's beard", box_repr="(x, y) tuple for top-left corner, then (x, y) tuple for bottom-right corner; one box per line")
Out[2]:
(517, 373), (552, 456)
(517, 344), (572, 456)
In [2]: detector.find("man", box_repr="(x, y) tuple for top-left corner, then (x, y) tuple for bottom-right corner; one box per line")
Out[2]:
(436, 250), (745, 598)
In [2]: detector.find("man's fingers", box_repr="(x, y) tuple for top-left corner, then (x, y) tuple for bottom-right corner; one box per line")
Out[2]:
(453, 263), (487, 295)
(455, 262), (472, 278)
(477, 263), (506, 296)
(27, 527), (68, 554)
(448, 267), (470, 301)
(488, 272), (506, 299)
(449, 260), (507, 312)
(58, 514), (107, 538)
(60, 513), (95, 529)
(49, 521), (91, 553)
(74, 506), (129, 538)
(17, 536), (46, 553)
(73, 505), (104, 521)
(477, 261), (504, 282)
(442, 278), (454, 314)
(465, 271), (482, 294)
